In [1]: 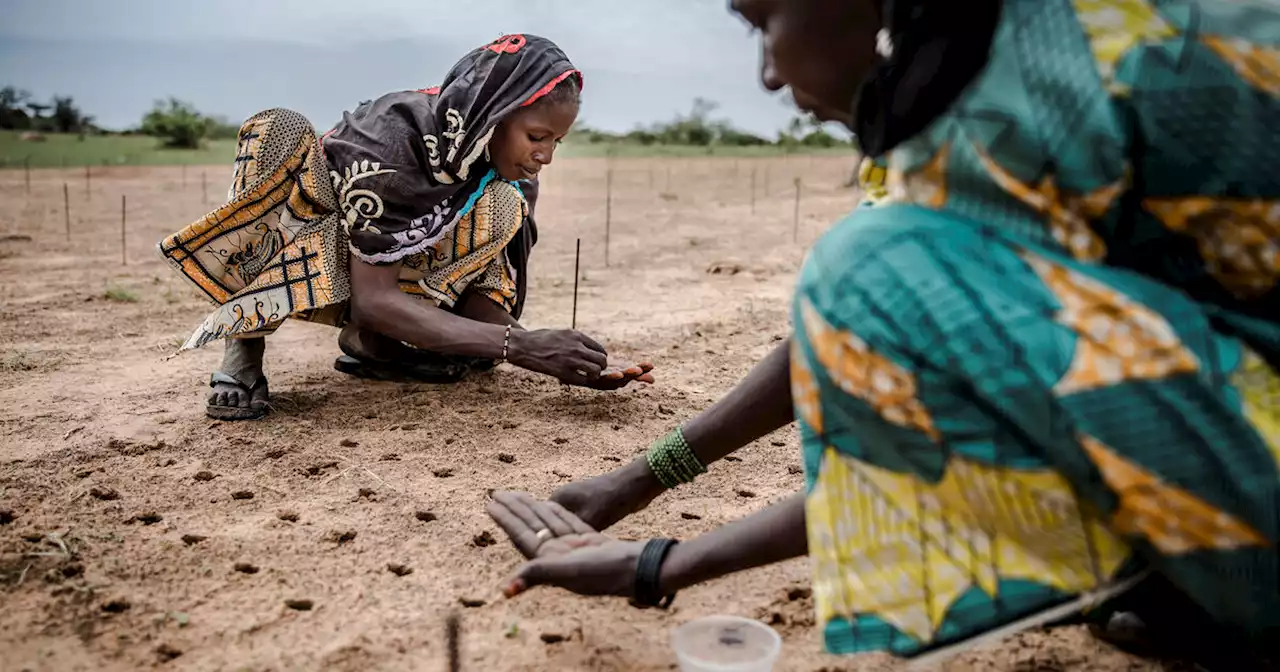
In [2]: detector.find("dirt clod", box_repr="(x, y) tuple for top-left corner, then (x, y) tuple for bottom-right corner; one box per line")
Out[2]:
(787, 465), (803, 475)
(74, 469), (95, 479)
(433, 468), (454, 478)
(357, 488), (376, 499)
(233, 563), (259, 574)
(380, 453), (400, 461)
(264, 448), (287, 459)
(231, 490), (254, 500)
(90, 487), (120, 501)
(723, 455), (742, 462)
(155, 644), (183, 662)
(500, 421), (520, 430)
(306, 462), (338, 476)
(681, 512), (702, 520)
(387, 564), (413, 577)
(771, 440), (787, 447)
(540, 632), (567, 644)
(787, 586), (812, 601)
(180, 534), (207, 546)
(736, 489), (756, 498)
(415, 511), (437, 523)
(134, 512), (163, 525)
(61, 563), (84, 578)
(326, 530), (357, 544)
(400, 423), (420, 431)
(102, 598), (131, 613)
(284, 599), (313, 611)
(458, 597), (486, 608)
(193, 471), (216, 482)
(0, 510), (14, 525)
(22, 532), (43, 542)
(497, 453), (516, 464)
(277, 511), (299, 522)
(472, 531), (496, 548)
(553, 438), (568, 445)
(339, 438), (359, 447)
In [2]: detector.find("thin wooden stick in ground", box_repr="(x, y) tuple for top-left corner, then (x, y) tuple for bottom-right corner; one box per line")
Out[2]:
(792, 177), (802, 244)
(120, 195), (127, 265)
(572, 238), (581, 330)
(63, 183), (70, 242)
(604, 166), (613, 268)
(446, 611), (461, 672)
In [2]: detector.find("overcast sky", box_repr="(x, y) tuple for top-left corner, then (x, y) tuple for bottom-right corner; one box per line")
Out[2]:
(0, 0), (816, 135)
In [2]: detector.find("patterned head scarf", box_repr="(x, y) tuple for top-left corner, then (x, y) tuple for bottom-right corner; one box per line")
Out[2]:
(323, 34), (581, 264)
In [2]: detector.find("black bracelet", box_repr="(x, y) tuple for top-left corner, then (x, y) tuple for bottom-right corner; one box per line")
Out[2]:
(631, 538), (679, 609)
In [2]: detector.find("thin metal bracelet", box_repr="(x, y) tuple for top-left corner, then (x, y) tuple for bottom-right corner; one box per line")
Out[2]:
(500, 325), (512, 364)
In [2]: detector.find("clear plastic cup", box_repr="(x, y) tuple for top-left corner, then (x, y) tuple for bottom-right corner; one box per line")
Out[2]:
(671, 615), (782, 672)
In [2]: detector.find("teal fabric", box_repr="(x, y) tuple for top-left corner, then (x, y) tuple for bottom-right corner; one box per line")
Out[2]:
(795, 0), (1280, 658)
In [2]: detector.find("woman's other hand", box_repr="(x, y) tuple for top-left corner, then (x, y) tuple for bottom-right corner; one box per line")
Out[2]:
(487, 491), (643, 598)
(588, 362), (656, 390)
(508, 329), (653, 388)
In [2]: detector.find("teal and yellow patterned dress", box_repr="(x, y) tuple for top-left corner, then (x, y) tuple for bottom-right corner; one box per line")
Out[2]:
(794, 0), (1280, 660)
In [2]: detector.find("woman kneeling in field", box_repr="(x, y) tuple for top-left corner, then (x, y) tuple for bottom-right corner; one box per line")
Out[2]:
(487, 0), (1280, 668)
(159, 34), (653, 421)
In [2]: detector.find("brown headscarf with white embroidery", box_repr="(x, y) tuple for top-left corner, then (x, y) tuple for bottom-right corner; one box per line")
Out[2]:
(323, 34), (580, 266)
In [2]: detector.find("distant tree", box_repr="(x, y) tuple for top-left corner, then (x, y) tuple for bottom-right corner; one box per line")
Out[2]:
(625, 128), (658, 146)
(718, 127), (770, 147)
(0, 87), (32, 130)
(51, 96), (92, 134)
(140, 98), (212, 149)
(206, 115), (241, 141)
(778, 114), (849, 149)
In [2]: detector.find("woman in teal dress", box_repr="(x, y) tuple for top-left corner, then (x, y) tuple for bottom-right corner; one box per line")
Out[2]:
(485, 0), (1280, 667)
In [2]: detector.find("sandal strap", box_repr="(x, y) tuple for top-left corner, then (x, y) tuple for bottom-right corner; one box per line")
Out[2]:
(210, 371), (266, 390)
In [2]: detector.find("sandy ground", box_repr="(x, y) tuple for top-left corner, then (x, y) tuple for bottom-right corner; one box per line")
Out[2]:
(0, 158), (1194, 671)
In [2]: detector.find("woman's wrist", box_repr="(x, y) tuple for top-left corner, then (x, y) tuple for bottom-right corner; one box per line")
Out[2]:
(504, 327), (529, 368)
(656, 538), (697, 595)
(621, 456), (667, 505)
(644, 426), (707, 489)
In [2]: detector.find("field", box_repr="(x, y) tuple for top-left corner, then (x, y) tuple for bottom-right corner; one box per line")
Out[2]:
(0, 157), (1182, 671)
(0, 131), (853, 170)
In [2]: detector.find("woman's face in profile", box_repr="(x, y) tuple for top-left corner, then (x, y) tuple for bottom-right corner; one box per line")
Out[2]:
(731, 0), (882, 129)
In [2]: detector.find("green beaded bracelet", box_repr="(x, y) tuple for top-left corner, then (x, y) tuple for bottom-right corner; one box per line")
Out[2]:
(645, 427), (706, 490)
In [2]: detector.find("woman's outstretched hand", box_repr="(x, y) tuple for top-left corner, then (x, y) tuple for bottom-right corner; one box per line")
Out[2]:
(487, 491), (645, 598)
(507, 329), (654, 389)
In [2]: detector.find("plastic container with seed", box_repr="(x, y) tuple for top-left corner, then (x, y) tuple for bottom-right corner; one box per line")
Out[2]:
(671, 615), (781, 672)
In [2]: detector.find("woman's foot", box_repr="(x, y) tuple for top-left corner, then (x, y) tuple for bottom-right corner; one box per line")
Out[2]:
(335, 325), (478, 384)
(207, 337), (269, 420)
